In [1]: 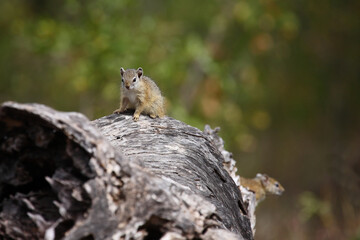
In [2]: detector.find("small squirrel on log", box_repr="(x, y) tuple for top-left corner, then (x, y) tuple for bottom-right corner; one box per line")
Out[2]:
(113, 67), (165, 121)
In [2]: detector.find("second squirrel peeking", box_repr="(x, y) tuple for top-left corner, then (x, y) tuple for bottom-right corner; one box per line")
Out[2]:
(114, 67), (165, 121)
(240, 173), (284, 205)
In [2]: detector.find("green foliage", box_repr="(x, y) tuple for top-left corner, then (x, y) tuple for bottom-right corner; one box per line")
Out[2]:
(299, 191), (331, 222)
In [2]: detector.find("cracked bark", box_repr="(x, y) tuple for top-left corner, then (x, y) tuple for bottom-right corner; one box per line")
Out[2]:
(0, 102), (253, 240)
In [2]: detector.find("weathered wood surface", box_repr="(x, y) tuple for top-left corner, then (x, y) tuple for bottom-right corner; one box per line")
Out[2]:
(92, 113), (251, 236)
(202, 126), (257, 235)
(0, 102), (253, 240)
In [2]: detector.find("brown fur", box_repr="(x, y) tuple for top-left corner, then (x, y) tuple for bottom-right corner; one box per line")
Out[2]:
(114, 67), (165, 121)
(240, 173), (284, 204)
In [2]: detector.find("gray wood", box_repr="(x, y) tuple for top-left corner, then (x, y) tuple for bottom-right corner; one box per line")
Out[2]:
(0, 102), (253, 240)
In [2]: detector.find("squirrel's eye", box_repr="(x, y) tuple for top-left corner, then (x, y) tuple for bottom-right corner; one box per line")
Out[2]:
(275, 183), (279, 188)
(133, 78), (136, 82)
(121, 79), (124, 83)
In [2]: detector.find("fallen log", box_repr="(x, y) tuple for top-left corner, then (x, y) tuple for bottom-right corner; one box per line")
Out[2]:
(0, 102), (253, 240)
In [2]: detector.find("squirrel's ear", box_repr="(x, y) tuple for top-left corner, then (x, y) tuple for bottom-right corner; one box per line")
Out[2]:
(120, 67), (125, 76)
(136, 67), (143, 78)
(262, 174), (269, 183)
(257, 173), (269, 183)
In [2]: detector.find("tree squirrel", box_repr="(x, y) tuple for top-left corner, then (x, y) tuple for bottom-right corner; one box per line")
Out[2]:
(113, 67), (165, 121)
(240, 173), (284, 204)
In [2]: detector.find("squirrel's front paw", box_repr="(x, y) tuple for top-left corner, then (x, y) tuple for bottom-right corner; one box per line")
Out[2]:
(133, 114), (140, 121)
(114, 108), (127, 114)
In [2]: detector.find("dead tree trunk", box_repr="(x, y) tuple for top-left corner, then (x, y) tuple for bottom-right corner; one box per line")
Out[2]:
(0, 102), (253, 240)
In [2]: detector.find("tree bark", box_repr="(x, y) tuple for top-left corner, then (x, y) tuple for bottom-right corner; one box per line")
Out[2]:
(0, 102), (253, 240)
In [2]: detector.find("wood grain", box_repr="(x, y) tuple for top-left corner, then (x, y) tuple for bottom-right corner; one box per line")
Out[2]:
(0, 102), (253, 240)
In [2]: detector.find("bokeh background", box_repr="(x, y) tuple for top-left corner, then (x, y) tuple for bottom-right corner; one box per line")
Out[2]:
(1, 0), (359, 239)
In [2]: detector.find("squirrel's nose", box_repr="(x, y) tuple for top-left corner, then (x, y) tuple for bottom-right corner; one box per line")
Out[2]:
(126, 86), (130, 89)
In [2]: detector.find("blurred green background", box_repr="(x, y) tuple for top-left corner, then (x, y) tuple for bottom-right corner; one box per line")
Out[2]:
(1, 0), (359, 239)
